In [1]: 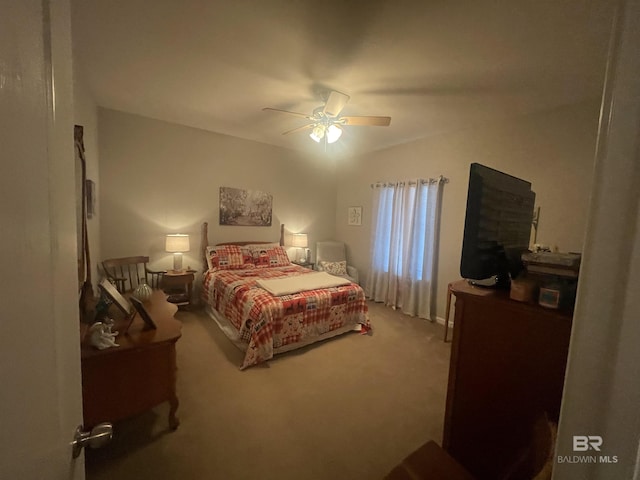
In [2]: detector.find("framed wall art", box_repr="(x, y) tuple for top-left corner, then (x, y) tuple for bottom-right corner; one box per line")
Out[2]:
(348, 206), (362, 226)
(219, 187), (273, 226)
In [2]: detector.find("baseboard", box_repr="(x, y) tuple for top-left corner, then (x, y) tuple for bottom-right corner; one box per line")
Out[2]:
(433, 315), (454, 329)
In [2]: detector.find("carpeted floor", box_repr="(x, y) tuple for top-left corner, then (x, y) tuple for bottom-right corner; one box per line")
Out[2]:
(86, 301), (451, 480)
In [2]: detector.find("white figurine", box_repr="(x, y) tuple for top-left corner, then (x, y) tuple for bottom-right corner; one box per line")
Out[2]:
(102, 317), (117, 335)
(89, 321), (120, 350)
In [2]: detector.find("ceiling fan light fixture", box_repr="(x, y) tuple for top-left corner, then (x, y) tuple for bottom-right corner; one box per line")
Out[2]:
(264, 90), (391, 145)
(326, 124), (343, 144)
(310, 125), (325, 142)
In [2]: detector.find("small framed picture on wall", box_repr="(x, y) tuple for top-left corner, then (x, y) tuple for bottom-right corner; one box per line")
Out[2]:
(348, 206), (362, 226)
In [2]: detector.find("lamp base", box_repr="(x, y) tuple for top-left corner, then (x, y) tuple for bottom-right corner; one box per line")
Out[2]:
(173, 252), (183, 272)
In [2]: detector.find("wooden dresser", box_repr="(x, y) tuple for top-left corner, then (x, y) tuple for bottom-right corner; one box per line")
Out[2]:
(80, 290), (182, 429)
(443, 280), (572, 479)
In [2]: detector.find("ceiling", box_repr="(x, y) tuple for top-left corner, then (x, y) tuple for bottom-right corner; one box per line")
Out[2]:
(71, 0), (615, 158)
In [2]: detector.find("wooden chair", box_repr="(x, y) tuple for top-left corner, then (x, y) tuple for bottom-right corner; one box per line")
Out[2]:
(385, 440), (475, 480)
(101, 256), (166, 293)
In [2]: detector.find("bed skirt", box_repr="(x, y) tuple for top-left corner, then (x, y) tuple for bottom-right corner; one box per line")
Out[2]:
(205, 305), (364, 359)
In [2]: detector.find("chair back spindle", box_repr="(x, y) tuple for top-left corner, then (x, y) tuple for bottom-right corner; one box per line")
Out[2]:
(101, 256), (166, 293)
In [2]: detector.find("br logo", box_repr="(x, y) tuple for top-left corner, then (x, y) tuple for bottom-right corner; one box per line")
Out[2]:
(573, 435), (603, 452)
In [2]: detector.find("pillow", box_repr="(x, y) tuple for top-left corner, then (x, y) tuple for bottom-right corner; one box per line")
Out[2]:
(242, 242), (279, 260)
(249, 245), (291, 268)
(320, 260), (347, 276)
(244, 243), (280, 250)
(206, 245), (254, 271)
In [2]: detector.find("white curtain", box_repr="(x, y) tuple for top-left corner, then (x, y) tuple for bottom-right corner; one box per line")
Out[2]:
(366, 177), (444, 319)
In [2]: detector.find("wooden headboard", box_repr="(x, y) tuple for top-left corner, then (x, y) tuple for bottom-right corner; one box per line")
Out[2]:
(200, 222), (285, 271)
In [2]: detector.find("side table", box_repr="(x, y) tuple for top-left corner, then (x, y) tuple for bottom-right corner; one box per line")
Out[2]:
(292, 261), (315, 270)
(163, 269), (196, 308)
(444, 281), (454, 342)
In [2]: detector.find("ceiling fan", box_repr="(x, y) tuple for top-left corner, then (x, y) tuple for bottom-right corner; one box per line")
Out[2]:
(263, 90), (391, 145)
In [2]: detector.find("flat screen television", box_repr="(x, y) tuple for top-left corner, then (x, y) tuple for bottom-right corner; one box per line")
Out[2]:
(460, 163), (536, 287)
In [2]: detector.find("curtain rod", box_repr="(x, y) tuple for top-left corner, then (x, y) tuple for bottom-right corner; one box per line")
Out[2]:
(370, 175), (449, 188)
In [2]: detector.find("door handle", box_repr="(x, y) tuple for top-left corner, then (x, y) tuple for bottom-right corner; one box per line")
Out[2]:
(71, 423), (113, 458)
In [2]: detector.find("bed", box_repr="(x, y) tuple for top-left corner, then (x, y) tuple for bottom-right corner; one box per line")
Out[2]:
(200, 222), (371, 369)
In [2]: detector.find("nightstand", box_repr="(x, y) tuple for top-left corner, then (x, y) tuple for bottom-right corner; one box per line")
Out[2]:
(162, 269), (196, 308)
(292, 261), (315, 270)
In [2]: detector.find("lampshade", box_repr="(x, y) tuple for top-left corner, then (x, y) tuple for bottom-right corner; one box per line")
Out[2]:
(291, 233), (308, 248)
(165, 234), (190, 253)
(309, 125), (325, 143)
(326, 124), (343, 144)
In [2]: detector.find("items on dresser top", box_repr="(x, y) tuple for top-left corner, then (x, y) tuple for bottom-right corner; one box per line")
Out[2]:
(520, 251), (581, 310)
(521, 251), (581, 278)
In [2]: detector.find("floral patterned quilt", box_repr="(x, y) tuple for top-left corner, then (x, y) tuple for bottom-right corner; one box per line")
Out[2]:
(202, 264), (370, 369)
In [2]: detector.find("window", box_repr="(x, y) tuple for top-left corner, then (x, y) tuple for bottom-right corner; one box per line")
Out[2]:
(366, 177), (444, 318)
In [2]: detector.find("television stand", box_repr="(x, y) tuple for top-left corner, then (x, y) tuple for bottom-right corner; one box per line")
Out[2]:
(444, 279), (572, 479)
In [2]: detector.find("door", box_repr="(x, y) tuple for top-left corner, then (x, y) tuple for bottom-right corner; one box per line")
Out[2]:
(0, 0), (85, 479)
(555, 0), (640, 477)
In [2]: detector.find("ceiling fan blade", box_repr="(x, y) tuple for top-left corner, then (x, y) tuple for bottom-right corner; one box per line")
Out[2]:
(323, 91), (350, 117)
(340, 116), (391, 126)
(263, 108), (313, 120)
(282, 124), (313, 136)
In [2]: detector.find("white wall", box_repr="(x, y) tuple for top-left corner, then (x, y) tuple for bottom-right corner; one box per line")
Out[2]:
(335, 100), (601, 320)
(98, 109), (337, 282)
(95, 99), (601, 321)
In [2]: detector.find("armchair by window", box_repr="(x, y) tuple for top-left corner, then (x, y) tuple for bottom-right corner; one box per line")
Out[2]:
(315, 241), (359, 284)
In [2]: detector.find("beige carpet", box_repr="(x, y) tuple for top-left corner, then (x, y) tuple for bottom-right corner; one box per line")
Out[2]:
(86, 301), (451, 480)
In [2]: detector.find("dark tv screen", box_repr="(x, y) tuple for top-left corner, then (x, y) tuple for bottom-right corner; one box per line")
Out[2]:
(460, 163), (536, 284)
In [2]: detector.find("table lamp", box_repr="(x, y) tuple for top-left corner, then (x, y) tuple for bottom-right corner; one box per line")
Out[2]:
(166, 234), (190, 272)
(291, 233), (308, 263)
